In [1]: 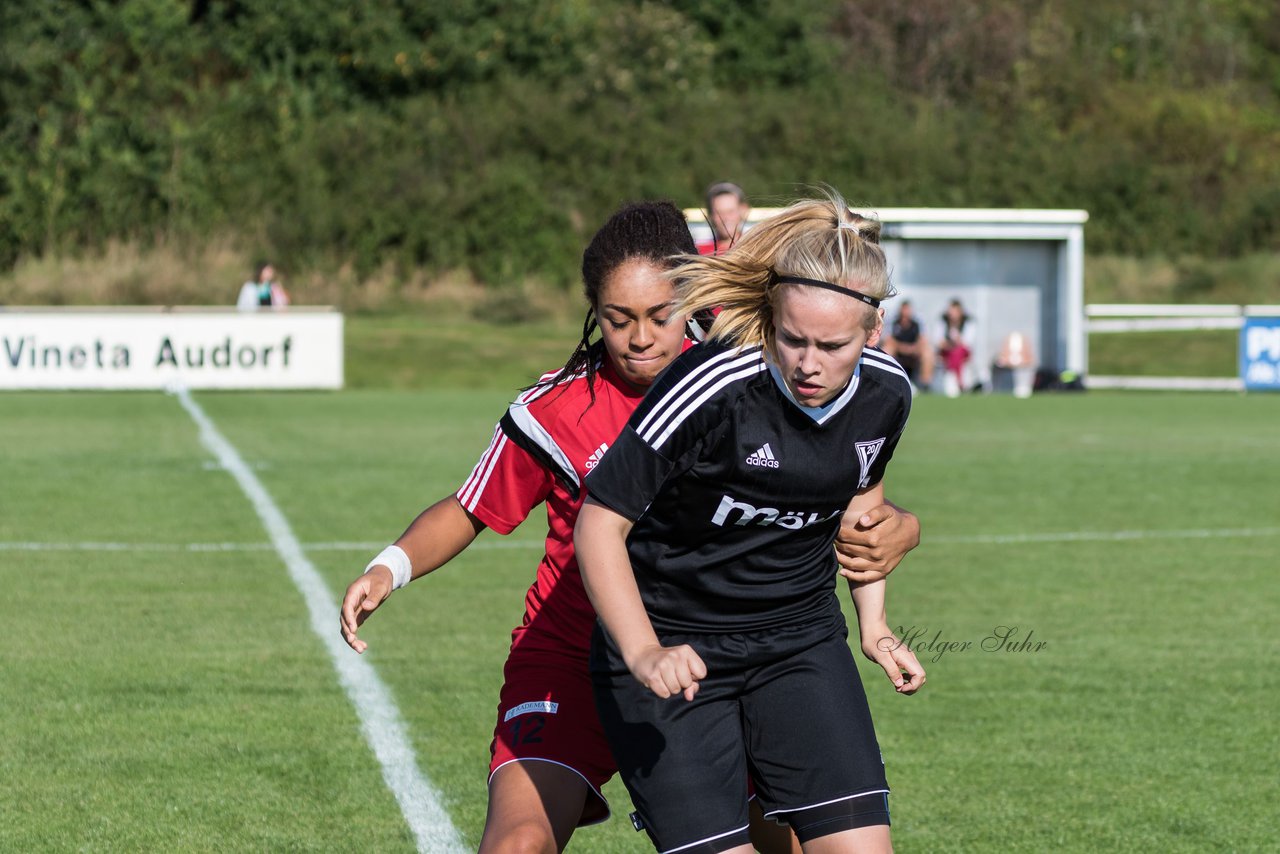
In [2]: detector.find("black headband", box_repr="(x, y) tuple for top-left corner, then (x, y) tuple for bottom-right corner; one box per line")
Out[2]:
(774, 274), (882, 308)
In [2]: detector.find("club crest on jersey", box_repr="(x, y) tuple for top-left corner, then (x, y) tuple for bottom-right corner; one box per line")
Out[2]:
(856, 438), (886, 488)
(585, 442), (609, 470)
(745, 442), (779, 468)
(711, 494), (841, 530)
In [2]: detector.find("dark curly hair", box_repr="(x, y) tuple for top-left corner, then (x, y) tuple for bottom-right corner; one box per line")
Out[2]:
(533, 200), (696, 402)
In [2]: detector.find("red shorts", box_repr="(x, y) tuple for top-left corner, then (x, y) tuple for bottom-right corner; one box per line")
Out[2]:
(489, 648), (615, 826)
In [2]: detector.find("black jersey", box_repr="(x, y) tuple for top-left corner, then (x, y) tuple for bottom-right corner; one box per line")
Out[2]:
(891, 316), (921, 346)
(584, 340), (912, 634)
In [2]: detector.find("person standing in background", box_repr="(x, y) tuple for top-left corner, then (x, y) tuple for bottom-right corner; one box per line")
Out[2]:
(237, 262), (289, 311)
(698, 182), (751, 255)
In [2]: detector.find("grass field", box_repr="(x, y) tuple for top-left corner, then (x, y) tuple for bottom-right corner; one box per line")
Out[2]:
(1087, 330), (1239, 378)
(342, 314), (1249, 390)
(3, 377), (1278, 851)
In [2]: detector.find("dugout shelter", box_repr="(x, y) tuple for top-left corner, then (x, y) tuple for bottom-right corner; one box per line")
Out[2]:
(686, 207), (1088, 390)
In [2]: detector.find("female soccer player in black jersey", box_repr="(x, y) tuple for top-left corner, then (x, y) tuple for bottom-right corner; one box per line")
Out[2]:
(342, 199), (920, 854)
(576, 193), (925, 854)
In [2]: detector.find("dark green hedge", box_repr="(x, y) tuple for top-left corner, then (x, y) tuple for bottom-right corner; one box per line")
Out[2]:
(3, 0), (1279, 285)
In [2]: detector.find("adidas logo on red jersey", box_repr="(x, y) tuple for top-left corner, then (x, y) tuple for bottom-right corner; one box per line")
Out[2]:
(585, 442), (609, 470)
(745, 442), (779, 468)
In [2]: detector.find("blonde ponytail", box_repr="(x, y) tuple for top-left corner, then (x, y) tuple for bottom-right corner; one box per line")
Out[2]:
(673, 190), (893, 349)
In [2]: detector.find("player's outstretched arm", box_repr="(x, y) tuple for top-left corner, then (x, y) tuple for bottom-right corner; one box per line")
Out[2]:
(575, 497), (706, 701)
(857, 618), (926, 696)
(340, 570), (392, 655)
(847, 575), (926, 696)
(835, 493), (920, 583)
(340, 495), (486, 654)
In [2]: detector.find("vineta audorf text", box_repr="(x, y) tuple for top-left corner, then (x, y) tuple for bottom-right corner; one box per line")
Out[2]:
(3, 334), (293, 371)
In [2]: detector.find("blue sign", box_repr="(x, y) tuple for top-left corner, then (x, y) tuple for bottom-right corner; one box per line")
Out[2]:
(1241, 317), (1280, 391)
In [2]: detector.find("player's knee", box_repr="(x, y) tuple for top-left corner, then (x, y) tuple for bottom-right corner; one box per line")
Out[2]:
(478, 821), (559, 854)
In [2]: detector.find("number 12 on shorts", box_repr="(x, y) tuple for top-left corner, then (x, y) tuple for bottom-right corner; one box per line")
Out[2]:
(508, 714), (545, 744)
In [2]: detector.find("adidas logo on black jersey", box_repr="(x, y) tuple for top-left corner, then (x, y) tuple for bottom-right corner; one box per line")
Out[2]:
(745, 443), (779, 468)
(585, 442), (609, 470)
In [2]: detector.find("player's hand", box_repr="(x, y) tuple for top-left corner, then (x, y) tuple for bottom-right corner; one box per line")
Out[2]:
(861, 626), (925, 695)
(339, 567), (393, 654)
(628, 643), (707, 701)
(835, 504), (920, 583)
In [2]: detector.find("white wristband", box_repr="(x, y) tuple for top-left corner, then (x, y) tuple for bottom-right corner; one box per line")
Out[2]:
(365, 545), (413, 591)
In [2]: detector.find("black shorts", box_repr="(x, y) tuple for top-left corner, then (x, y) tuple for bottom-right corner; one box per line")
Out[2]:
(591, 615), (889, 853)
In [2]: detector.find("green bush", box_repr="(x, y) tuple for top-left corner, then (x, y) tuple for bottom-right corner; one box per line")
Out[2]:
(2, 0), (1280, 290)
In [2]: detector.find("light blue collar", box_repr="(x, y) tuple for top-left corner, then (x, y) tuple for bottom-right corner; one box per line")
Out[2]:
(767, 359), (861, 424)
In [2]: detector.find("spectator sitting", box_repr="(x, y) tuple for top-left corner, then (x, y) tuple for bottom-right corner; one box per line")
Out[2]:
(882, 300), (934, 393)
(938, 298), (975, 397)
(996, 331), (1036, 398)
(696, 181), (750, 255)
(237, 262), (289, 311)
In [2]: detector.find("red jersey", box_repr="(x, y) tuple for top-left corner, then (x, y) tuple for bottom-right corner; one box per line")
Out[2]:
(456, 358), (652, 661)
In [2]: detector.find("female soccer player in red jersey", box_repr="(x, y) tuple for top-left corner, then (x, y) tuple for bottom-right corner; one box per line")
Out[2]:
(340, 200), (921, 853)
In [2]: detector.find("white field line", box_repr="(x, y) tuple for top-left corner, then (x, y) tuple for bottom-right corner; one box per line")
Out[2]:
(928, 526), (1280, 545)
(0, 539), (542, 553)
(4, 526), (1280, 555)
(172, 388), (465, 854)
